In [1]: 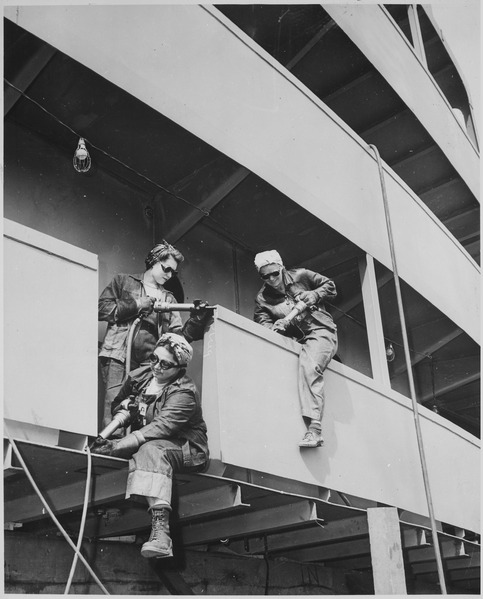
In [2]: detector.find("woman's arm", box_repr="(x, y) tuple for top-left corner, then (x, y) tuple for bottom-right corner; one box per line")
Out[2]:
(98, 275), (140, 323)
(135, 388), (197, 442)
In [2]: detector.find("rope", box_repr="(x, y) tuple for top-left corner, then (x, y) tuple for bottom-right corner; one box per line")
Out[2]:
(369, 144), (447, 594)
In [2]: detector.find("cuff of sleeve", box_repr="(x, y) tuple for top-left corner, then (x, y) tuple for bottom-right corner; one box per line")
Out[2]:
(132, 430), (146, 444)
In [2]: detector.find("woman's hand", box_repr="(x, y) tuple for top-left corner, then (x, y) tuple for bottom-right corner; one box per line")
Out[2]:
(136, 296), (155, 315)
(273, 319), (289, 333)
(296, 290), (318, 307)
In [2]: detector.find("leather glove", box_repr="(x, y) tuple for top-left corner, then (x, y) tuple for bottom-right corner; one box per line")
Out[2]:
(90, 433), (141, 459)
(273, 318), (289, 333)
(136, 296), (155, 316)
(112, 397), (138, 418)
(189, 299), (213, 320)
(296, 290), (319, 307)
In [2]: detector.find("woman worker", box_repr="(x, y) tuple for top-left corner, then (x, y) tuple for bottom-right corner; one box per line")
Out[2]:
(91, 332), (209, 559)
(253, 250), (338, 448)
(98, 240), (211, 430)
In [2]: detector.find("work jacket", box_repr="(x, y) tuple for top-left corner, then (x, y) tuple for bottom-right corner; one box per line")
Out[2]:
(254, 267), (337, 340)
(112, 365), (209, 465)
(98, 273), (205, 364)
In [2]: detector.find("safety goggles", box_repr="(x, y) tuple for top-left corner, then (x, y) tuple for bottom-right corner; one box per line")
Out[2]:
(160, 263), (178, 276)
(148, 354), (186, 369)
(260, 270), (281, 281)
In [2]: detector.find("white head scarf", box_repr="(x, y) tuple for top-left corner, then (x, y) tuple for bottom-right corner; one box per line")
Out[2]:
(254, 250), (284, 272)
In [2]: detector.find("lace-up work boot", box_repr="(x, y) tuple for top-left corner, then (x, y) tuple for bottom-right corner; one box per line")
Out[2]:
(299, 430), (324, 448)
(141, 508), (173, 558)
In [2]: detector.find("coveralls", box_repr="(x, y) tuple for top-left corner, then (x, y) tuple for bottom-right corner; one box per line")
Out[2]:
(110, 365), (209, 507)
(98, 273), (207, 426)
(254, 268), (338, 423)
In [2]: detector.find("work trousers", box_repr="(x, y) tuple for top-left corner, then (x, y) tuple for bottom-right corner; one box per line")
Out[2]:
(126, 439), (208, 508)
(99, 357), (141, 428)
(298, 327), (338, 424)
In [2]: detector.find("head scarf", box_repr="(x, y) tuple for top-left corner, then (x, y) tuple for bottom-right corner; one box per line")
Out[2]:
(254, 250), (284, 272)
(156, 333), (193, 366)
(145, 240), (184, 270)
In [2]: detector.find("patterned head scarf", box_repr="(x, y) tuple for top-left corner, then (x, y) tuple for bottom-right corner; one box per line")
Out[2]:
(156, 333), (193, 366)
(145, 240), (184, 270)
(254, 250), (284, 272)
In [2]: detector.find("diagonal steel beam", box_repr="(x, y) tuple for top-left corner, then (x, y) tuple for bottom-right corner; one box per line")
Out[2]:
(5, 45), (57, 115)
(164, 163), (251, 244)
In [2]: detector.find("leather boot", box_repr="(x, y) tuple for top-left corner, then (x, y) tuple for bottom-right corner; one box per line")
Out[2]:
(141, 508), (173, 559)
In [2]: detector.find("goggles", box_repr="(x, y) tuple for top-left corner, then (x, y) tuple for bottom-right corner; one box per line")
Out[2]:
(148, 354), (186, 370)
(260, 270), (281, 281)
(160, 263), (178, 276)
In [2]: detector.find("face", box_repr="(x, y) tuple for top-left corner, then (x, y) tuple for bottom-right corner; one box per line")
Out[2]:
(151, 256), (179, 286)
(259, 263), (283, 288)
(149, 344), (182, 383)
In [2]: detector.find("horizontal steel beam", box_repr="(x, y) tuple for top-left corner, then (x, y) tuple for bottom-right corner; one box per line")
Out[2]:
(228, 515), (368, 555)
(279, 537), (371, 562)
(4, 467), (128, 523)
(412, 554), (481, 575)
(181, 500), (319, 546)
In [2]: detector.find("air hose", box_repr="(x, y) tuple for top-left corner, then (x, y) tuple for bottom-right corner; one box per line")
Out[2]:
(64, 444), (93, 594)
(6, 435), (109, 595)
(125, 315), (142, 377)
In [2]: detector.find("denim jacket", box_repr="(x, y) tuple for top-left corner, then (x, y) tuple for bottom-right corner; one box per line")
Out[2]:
(98, 273), (206, 364)
(112, 365), (209, 464)
(254, 267), (337, 339)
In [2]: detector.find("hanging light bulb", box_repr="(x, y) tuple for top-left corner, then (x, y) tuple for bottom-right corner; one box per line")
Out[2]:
(73, 137), (91, 173)
(386, 342), (395, 362)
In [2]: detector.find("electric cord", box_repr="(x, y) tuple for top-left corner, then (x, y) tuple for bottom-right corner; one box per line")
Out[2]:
(64, 444), (93, 594)
(4, 79), (210, 218)
(6, 75), (435, 367)
(6, 435), (110, 595)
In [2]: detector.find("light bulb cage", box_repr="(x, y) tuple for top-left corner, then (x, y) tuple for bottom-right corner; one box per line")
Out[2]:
(385, 342), (396, 362)
(73, 138), (91, 173)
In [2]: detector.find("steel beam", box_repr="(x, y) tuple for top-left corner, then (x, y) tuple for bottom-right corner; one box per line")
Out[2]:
(4, 467), (128, 523)
(178, 483), (249, 520)
(359, 255), (391, 386)
(163, 161), (250, 244)
(406, 539), (469, 564)
(181, 500), (319, 545)
(4, 44), (57, 115)
(412, 553), (480, 575)
(228, 515), (368, 555)
(279, 537), (371, 563)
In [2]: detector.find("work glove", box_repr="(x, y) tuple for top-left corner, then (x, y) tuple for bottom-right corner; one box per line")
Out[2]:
(296, 290), (319, 307)
(273, 318), (290, 333)
(189, 299), (213, 321)
(90, 433), (141, 459)
(136, 296), (155, 316)
(112, 397), (138, 418)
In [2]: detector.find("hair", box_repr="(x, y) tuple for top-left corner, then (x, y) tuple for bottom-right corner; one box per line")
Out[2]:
(145, 240), (184, 270)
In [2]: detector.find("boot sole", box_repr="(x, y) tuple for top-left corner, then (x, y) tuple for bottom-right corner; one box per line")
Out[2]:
(299, 440), (324, 448)
(141, 545), (173, 559)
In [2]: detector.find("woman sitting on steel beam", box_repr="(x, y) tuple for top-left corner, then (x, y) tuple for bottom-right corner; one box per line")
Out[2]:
(91, 332), (209, 559)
